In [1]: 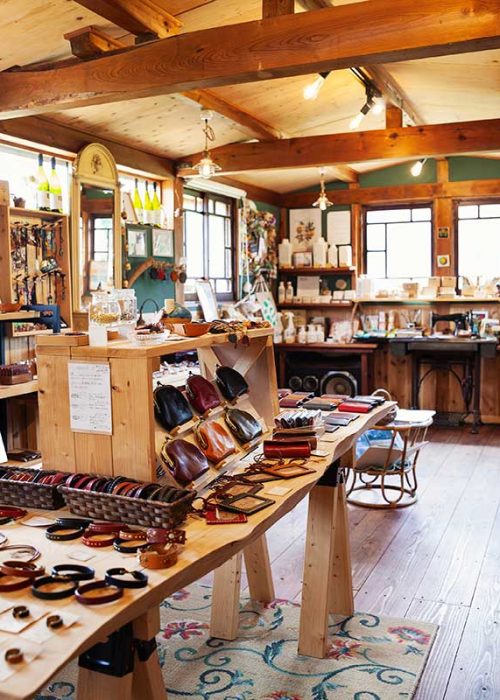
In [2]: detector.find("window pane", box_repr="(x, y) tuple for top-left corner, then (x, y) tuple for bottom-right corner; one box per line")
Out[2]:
(215, 279), (231, 293)
(184, 211), (204, 279)
(208, 199), (214, 213)
(208, 215), (225, 278)
(366, 209), (411, 223)
(94, 229), (109, 254)
(225, 218), (231, 246)
(458, 205), (478, 219)
(386, 222), (432, 278)
(184, 194), (196, 211)
(367, 251), (386, 278)
(459, 218), (500, 279)
(366, 224), (385, 250)
(412, 207), (432, 221)
(479, 203), (500, 218)
(215, 200), (230, 216)
(225, 248), (232, 277)
(196, 197), (203, 212)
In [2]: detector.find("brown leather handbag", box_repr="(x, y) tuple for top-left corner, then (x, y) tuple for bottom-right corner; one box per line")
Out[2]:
(160, 439), (209, 486)
(195, 421), (236, 463)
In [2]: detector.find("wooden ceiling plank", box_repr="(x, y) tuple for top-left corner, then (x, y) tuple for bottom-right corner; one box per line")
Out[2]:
(182, 89), (285, 140)
(64, 26), (127, 59)
(0, 115), (174, 178)
(263, 0), (295, 18)
(214, 176), (282, 206)
(176, 118), (500, 176)
(0, 0), (498, 119)
(73, 0), (182, 39)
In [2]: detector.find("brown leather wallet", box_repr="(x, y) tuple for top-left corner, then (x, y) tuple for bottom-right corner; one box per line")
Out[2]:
(195, 420), (236, 463)
(263, 440), (311, 459)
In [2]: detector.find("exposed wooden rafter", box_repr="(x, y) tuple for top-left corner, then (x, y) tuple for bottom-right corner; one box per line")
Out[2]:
(385, 104), (403, 129)
(64, 26), (127, 60)
(176, 118), (500, 176)
(72, 0), (182, 39)
(363, 65), (425, 125)
(0, 0), (498, 119)
(263, 0), (295, 18)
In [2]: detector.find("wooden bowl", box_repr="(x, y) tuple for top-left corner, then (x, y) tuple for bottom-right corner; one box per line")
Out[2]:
(165, 322), (211, 337)
(0, 303), (22, 314)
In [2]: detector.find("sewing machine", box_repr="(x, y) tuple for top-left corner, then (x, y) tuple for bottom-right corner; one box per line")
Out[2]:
(431, 311), (471, 335)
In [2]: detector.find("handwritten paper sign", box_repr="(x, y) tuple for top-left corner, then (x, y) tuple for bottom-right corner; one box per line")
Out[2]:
(68, 361), (112, 435)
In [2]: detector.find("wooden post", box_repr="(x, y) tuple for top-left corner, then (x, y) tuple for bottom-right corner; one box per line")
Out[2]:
(385, 104), (403, 129)
(210, 553), (242, 640)
(329, 483), (355, 616)
(173, 177), (184, 305)
(78, 668), (133, 700)
(243, 534), (275, 603)
(132, 608), (166, 700)
(434, 158), (454, 276)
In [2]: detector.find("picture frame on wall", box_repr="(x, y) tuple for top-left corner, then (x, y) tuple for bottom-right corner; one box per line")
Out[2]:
(152, 228), (174, 258)
(289, 208), (321, 251)
(127, 227), (148, 258)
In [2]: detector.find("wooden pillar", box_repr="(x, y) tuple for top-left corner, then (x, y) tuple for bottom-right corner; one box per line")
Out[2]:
(263, 0), (294, 18)
(350, 183), (361, 280)
(433, 159), (454, 276)
(173, 177), (184, 304)
(210, 553), (242, 640)
(243, 534), (275, 603)
(385, 105), (403, 129)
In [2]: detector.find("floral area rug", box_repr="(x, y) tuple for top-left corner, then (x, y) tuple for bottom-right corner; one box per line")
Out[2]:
(35, 585), (437, 700)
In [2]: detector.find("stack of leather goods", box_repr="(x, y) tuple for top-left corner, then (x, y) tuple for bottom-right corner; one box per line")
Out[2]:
(269, 409), (324, 454)
(337, 394), (386, 414)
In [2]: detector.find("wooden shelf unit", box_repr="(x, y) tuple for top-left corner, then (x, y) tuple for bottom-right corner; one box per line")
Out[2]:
(0, 182), (73, 327)
(356, 297), (500, 304)
(278, 302), (353, 310)
(0, 379), (38, 400)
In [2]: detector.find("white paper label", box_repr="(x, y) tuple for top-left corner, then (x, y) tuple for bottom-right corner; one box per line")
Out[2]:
(68, 361), (112, 434)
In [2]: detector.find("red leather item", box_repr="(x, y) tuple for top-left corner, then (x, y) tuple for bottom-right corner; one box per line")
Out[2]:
(185, 374), (221, 414)
(195, 421), (236, 463)
(263, 440), (311, 459)
(338, 402), (372, 413)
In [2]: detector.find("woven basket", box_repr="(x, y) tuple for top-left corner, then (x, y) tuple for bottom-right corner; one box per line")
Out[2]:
(60, 486), (196, 529)
(0, 479), (65, 510)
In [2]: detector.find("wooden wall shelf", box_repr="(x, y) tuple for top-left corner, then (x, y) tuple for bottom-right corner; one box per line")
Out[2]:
(279, 266), (355, 275)
(10, 206), (68, 220)
(0, 311), (40, 322)
(278, 302), (353, 310)
(356, 297), (500, 304)
(0, 379), (38, 399)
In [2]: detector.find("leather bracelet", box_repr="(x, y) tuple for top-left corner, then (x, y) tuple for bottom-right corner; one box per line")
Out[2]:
(50, 564), (95, 581)
(0, 560), (45, 579)
(56, 517), (93, 529)
(86, 522), (123, 535)
(46, 614), (64, 629)
(32, 576), (78, 600)
(105, 568), (148, 589)
(46, 524), (86, 541)
(81, 532), (116, 548)
(138, 544), (179, 570)
(5, 648), (23, 664)
(75, 580), (124, 605)
(113, 538), (147, 554)
(118, 529), (146, 541)
(0, 506), (27, 520)
(12, 605), (30, 619)
(0, 544), (40, 561)
(146, 528), (186, 546)
(0, 572), (33, 592)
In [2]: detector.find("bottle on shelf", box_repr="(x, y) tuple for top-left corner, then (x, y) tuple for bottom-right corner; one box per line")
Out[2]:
(151, 182), (162, 227)
(278, 281), (286, 304)
(327, 243), (338, 267)
(278, 238), (292, 267)
(313, 237), (327, 267)
(143, 181), (152, 225)
(285, 281), (294, 302)
(35, 153), (50, 211)
(48, 157), (63, 212)
(338, 245), (353, 267)
(297, 325), (307, 344)
(132, 178), (143, 223)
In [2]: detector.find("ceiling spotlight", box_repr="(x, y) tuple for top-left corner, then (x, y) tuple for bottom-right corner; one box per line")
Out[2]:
(349, 86), (376, 130)
(303, 72), (330, 101)
(312, 168), (333, 211)
(371, 96), (386, 115)
(411, 158), (427, 177)
(193, 109), (221, 179)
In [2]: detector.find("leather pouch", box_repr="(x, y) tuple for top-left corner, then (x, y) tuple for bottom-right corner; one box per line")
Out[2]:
(195, 421), (236, 463)
(263, 440), (311, 459)
(225, 408), (262, 443)
(216, 366), (248, 401)
(338, 402), (372, 414)
(186, 374), (221, 414)
(154, 385), (193, 432)
(161, 439), (209, 486)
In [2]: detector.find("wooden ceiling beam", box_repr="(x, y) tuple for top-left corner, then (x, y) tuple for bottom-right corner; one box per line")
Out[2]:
(263, 0), (295, 18)
(176, 118), (500, 176)
(296, 0), (332, 9)
(64, 26), (127, 59)
(328, 165), (358, 183)
(72, 0), (182, 39)
(385, 104), (403, 129)
(0, 0), (498, 119)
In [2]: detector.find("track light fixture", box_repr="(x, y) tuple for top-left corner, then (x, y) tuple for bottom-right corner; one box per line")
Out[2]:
(312, 168), (333, 211)
(303, 71), (331, 101)
(193, 109), (221, 179)
(411, 158), (427, 177)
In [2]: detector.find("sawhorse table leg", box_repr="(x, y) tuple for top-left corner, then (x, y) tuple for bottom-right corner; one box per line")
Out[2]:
(209, 533), (275, 640)
(298, 464), (354, 658)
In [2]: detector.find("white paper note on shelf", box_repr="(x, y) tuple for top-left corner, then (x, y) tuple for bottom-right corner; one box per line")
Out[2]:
(297, 275), (320, 297)
(327, 210), (351, 246)
(68, 361), (113, 434)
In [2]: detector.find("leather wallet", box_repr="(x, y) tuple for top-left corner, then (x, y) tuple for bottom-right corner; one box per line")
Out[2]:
(224, 408), (263, 443)
(154, 385), (193, 432)
(215, 366), (249, 401)
(186, 373), (221, 414)
(272, 434), (318, 450)
(338, 402), (372, 413)
(161, 439), (209, 486)
(195, 421), (236, 463)
(263, 440), (311, 459)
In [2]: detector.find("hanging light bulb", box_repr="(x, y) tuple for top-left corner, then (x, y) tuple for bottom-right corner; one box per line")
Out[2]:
(312, 168), (333, 211)
(303, 72), (330, 101)
(193, 109), (221, 179)
(349, 111), (365, 130)
(411, 158), (427, 177)
(349, 90), (374, 130)
(371, 96), (385, 115)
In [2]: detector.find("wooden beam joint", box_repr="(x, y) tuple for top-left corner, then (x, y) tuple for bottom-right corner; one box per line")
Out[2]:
(64, 26), (126, 59)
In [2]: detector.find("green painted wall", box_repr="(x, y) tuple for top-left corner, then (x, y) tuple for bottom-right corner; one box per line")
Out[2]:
(448, 156), (500, 181)
(359, 159), (437, 187)
(125, 224), (175, 312)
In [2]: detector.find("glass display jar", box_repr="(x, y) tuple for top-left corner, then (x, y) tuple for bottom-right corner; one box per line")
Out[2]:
(88, 290), (121, 327)
(115, 289), (137, 326)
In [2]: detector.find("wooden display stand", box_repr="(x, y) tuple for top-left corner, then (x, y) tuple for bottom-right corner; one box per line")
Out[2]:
(36, 328), (279, 478)
(0, 181), (72, 327)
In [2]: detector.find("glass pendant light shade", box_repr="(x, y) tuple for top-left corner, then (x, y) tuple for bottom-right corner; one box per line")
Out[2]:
(193, 110), (220, 180)
(312, 168), (333, 210)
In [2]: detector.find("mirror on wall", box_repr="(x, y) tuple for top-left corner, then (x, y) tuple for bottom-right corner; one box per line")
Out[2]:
(71, 144), (121, 314)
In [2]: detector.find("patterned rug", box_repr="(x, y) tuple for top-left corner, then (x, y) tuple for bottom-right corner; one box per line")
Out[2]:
(35, 585), (437, 700)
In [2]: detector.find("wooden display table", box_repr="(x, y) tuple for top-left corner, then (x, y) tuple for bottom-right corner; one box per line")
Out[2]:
(0, 401), (393, 700)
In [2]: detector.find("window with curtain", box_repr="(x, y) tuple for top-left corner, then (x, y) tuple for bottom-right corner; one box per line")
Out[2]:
(183, 189), (235, 300)
(457, 201), (500, 281)
(364, 205), (432, 289)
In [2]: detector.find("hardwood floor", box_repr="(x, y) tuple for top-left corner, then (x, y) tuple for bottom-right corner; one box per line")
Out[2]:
(260, 426), (500, 700)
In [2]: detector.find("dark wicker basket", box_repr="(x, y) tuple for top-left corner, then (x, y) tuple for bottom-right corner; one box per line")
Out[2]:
(0, 479), (65, 510)
(60, 486), (196, 529)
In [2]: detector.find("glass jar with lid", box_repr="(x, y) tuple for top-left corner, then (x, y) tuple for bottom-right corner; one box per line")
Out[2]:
(88, 290), (121, 327)
(115, 289), (137, 326)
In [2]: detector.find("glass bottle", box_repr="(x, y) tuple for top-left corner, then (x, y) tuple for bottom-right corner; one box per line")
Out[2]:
(36, 153), (50, 211)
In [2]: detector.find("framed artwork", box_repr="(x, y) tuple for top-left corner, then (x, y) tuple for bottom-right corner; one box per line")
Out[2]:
(152, 228), (174, 257)
(127, 227), (148, 258)
(327, 210), (351, 246)
(195, 279), (219, 321)
(289, 209), (321, 251)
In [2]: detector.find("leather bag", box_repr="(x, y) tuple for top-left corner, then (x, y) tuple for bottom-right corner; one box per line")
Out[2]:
(161, 439), (209, 486)
(224, 408), (262, 443)
(195, 421), (236, 463)
(185, 374), (221, 414)
(154, 385), (193, 432)
(215, 366), (249, 401)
